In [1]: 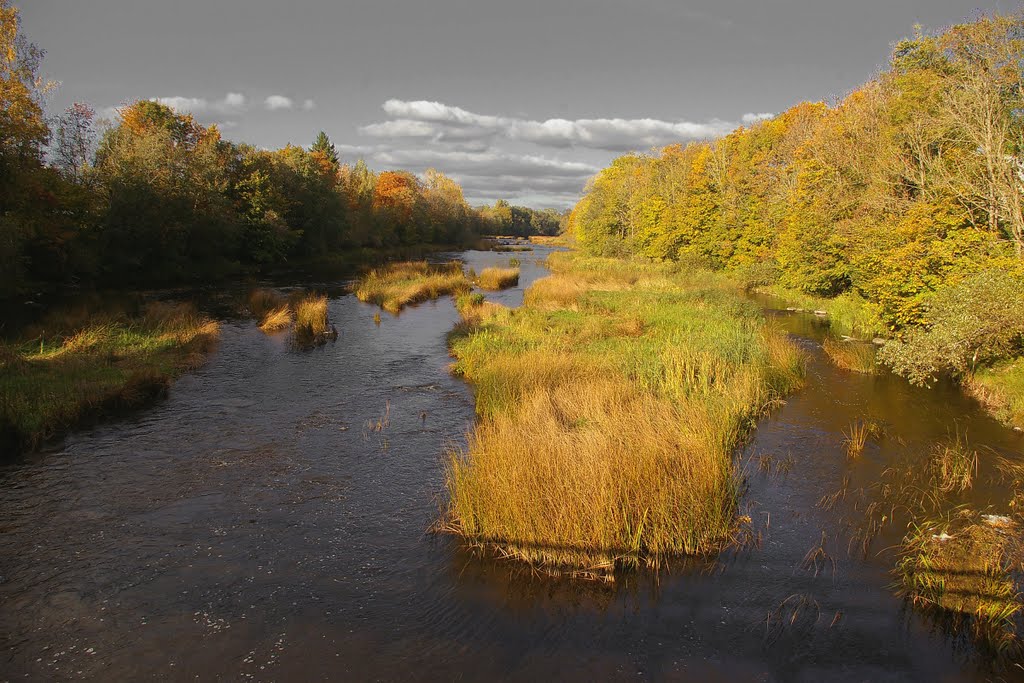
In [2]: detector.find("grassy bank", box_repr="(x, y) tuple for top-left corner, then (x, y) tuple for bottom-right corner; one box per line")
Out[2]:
(443, 252), (805, 572)
(968, 359), (1024, 431)
(0, 303), (219, 454)
(754, 284), (884, 340)
(354, 261), (470, 313)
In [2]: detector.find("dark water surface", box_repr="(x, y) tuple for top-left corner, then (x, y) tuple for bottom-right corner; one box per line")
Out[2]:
(2, 246), (1023, 681)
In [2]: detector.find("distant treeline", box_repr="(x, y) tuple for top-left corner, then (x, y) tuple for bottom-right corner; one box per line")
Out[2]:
(0, 1), (561, 298)
(569, 12), (1024, 386)
(479, 200), (567, 238)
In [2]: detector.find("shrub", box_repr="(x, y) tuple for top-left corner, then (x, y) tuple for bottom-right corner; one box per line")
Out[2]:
(879, 271), (1024, 386)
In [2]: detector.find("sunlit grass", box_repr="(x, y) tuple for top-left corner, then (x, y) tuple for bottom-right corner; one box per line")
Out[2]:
(529, 234), (572, 247)
(293, 294), (330, 346)
(0, 302), (219, 453)
(968, 358), (1024, 431)
(442, 252), (805, 572)
(259, 305), (293, 332)
(894, 511), (1022, 659)
(354, 260), (470, 313)
(823, 337), (877, 374)
(757, 284), (884, 340)
(454, 292), (506, 326)
(477, 267), (520, 290)
(248, 288), (285, 320)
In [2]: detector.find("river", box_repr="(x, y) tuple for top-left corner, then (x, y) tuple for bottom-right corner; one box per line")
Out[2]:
(1, 245), (1022, 681)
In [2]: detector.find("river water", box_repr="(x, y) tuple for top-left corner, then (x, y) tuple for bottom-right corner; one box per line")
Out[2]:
(1, 245), (1023, 681)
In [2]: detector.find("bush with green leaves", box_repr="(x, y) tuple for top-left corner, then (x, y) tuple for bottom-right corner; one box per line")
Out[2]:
(879, 270), (1024, 385)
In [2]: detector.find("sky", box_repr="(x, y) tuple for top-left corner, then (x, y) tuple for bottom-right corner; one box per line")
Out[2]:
(20, 0), (1004, 208)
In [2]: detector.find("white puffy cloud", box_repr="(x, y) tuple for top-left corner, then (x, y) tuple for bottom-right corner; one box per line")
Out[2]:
(264, 95), (294, 111)
(742, 112), (775, 124)
(153, 95), (208, 113)
(363, 99), (772, 152)
(151, 92), (247, 115)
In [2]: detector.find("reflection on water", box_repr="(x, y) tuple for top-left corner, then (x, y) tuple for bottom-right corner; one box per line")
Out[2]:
(1, 247), (1022, 681)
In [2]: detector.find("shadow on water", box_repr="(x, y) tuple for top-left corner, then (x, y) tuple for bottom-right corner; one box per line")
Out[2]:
(1, 250), (1023, 681)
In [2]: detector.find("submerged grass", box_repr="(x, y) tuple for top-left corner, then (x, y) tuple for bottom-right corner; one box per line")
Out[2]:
(354, 260), (470, 313)
(0, 302), (219, 454)
(895, 511), (1023, 659)
(476, 267), (520, 290)
(443, 251), (805, 572)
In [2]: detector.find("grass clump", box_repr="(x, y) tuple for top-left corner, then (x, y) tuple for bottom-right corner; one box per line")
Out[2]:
(293, 294), (331, 346)
(930, 432), (979, 494)
(259, 305), (293, 332)
(843, 419), (881, 458)
(476, 267), (520, 290)
(354, 260), (469, 313)
(823, 337), (877, 374)
(529, 234), (572, 247)
(442, 252), (805, 572)
(0, 302), (219, 454)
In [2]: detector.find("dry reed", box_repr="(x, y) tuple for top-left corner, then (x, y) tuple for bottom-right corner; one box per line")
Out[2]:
(477, 267), (520, 290)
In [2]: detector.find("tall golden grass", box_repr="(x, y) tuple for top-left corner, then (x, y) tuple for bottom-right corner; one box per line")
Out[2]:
(259, 306), (293, 332)
(354, 261), (470, 313)
(293, 294), (330, 345)
(477, 267), (520, 290)
(443, 252), (805, 571)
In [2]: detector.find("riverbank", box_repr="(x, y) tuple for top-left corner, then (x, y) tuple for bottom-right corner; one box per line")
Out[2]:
(753, 282), (1024, 431)
(0, 302), (219, 455)
(443, 252), (805, 573)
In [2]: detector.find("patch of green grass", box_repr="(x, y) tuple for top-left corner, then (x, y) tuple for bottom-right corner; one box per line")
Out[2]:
(0, 303), (219, 454)
(442, 252), (805, 572)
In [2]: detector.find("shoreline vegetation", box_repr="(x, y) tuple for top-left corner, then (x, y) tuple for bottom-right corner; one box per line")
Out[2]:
(441, 251), (805, 574)
(0, 302), (219, 455)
